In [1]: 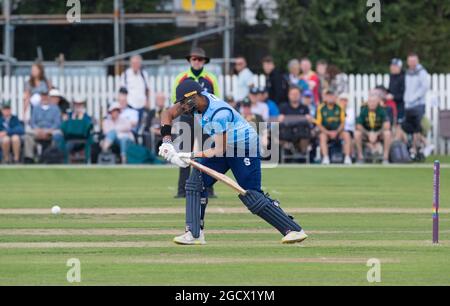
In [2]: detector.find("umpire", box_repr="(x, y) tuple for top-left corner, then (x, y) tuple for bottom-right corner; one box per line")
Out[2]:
(172, 47), (220, 198)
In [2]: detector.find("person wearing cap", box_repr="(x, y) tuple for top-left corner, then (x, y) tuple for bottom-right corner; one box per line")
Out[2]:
(316, 89), (352, 165)
(24, 91), (63, 162)
(102, 102), (134, 164)
(258, 87), (280, 119)
(246, 87), (269, 122)
(117, 87), (139, 130)
(49, 88), (70, 118)
(158, 79), (307, 245)
(233, 56), (254, 103)
(302, 89), (316, 118)
(120, 55), (151, 112)
(171, 47), (220, 198)
(0, 101), (24, 164)
(388, 58), (405, 122)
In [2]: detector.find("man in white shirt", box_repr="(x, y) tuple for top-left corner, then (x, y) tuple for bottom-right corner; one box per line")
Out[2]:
(117, 87), (139, 129)
(247, 87), (269, 121)
(233, 56), (254, 102)
(120, 55), (150, 111)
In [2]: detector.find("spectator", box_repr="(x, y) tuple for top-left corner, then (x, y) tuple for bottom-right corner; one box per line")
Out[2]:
(327, 65), (348, 96)
(172, 48), (219, 198)
(258, 87), (280, 119)
(225, 95), (239, 111)
(286, 59), (309, 91)
(49, 88), (70, 120)
(102, 103), (134, 164)
(0, 100), (24, 164)
(61, 96), (93, 163)
(300, 58), (320, 104)
(355, 93), (392, 164)
(241, 98), (268, 148)
(120, 55), (150, 113)
(388, 58), (405, 122)
(24, 91), (63, 162)
(23, 63), (52, 120)
(403, 52), (429, 157)
(117, 87), (139, 130)
(375, 85), (398, 127)
(302, 90), (316, 118)
(143, 92), (169, 137)
(338, 93), (356, 136)
(316, 59), (329, 102)
(279, 86), (312, 155)
(262, 56), (288, 105)
(316, 89), (352, 165)
(247, 87), (269, 121)
(233, 56), (254, 102)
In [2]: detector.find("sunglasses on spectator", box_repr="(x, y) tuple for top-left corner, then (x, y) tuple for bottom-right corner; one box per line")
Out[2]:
(190, 57), (206, 62)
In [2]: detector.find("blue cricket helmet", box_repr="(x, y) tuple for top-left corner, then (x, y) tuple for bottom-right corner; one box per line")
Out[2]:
(176, 79), (204, 103)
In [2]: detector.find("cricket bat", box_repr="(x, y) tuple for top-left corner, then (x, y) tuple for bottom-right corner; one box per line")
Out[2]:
(188, 160), (247, 196)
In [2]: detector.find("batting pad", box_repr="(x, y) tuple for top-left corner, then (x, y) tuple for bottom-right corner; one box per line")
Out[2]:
(185, 169), (203, 238)
(239, 190), (302, 236)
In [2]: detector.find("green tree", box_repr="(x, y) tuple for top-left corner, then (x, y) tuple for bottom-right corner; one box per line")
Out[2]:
(272, 0), (450, 73)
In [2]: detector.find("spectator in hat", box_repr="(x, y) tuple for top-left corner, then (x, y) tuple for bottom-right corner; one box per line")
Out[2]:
(302, 90), (316, 118)
(246, 87), (269, 121)
(0, 101), (24, 164)
(233, 56), (254, 103)
(24, 91), (63, 162)
(23, 63), (52, 120)
(102, 102), (134, 164)
(171, 47), (219, 198)
(120, 55), (151, 112)
(262, 56), (288, 105)
(258, 87), (280, 119)
(388, 58), (405, 122)
(49, 88), (70, 119)
(316, 89), (352, 165)
(300, 58), (320, 104)
(117, 87), (139, 130)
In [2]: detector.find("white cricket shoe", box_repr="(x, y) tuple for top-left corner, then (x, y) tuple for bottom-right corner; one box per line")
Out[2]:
(281, 230), (308, 244)
(322, 156), (330, 165)
(173, 231), (206, 246)
(344, 156), (353, 165)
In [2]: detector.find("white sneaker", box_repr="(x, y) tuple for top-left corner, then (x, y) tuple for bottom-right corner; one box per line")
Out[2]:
(173, 231), (206, 245)
(382, 159), (390, 165)
(423, 145), (435, 157)
(344, 156), (353, 165)
(322, 156), (330, 165)
(281, 230), (308, 244)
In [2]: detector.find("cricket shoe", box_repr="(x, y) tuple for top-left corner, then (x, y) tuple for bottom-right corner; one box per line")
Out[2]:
(173, 231), (207, 246)
(281, 230), (308, 244)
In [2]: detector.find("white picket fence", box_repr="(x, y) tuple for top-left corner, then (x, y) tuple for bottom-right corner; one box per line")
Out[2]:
(1, 73), (449, 153)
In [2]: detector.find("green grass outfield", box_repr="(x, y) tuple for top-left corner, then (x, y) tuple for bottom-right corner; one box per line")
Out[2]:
(0, 165), (448, 286)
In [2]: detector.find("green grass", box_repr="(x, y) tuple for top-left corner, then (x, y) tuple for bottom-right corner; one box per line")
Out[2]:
(0, 166), (448, 286)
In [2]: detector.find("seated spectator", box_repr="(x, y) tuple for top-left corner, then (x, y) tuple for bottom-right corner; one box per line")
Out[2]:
(49, 88), (70, 120)
(259, 87), (280, 120)
(375, 85), (398, 127)
(142, 92), (169, 137)
(241, 98), (268, 148)
(354, 93), (392, 164)
(302, 90), (316, 118)
(246, 87), (269, 121)
(117, 87), (139, 130)
(316, 89), (352, 165)
(338, 93), (355, 136)
(61, 96), (93, 163)
(24, 91), (63, 163)
(279, 86), (312, 155)
(0, 101), (24, 164)
(102, 103), (134, 164)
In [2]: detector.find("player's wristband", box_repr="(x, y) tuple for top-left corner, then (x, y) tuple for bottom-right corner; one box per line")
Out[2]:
(161, 125), (172, 138)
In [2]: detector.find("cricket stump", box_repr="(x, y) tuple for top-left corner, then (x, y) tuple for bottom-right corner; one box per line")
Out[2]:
(433, 161), (440, 244)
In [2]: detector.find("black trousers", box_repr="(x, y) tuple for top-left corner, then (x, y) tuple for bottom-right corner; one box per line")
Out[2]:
(177, 114), (215, 196)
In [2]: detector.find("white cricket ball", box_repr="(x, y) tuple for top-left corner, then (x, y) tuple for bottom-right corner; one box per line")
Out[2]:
(51, 205), (61, 215)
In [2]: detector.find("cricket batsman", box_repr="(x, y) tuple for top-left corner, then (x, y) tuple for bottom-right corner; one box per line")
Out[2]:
(159, 79), (307, 245)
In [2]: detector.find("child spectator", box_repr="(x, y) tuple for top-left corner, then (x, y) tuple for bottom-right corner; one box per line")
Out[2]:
(300, 58), (320, 104)
(247, 87), (269, 121)
(102, 102), (134, 164)
(0, 100), (24, 164)
(354, 93), (392, 164)
(316, 89), (352, 165)
(24, 91), (63, 162)
(23, 63), (51, 120)
(302, 90), (316, 118)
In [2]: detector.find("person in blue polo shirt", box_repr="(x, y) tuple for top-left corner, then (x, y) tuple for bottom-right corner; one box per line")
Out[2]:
(158, 79), (307, 246)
